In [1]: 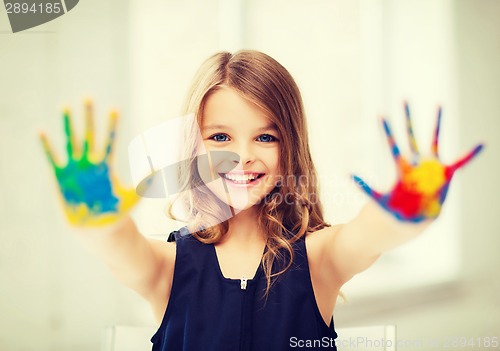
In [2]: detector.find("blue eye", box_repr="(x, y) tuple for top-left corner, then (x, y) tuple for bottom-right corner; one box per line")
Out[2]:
(257, 134), (277, 142)
(210, 134), (229, 142)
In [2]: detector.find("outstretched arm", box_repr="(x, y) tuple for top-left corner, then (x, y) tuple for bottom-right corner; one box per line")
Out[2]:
(325, 103), (484, 283)
(38, 101), (174, 304)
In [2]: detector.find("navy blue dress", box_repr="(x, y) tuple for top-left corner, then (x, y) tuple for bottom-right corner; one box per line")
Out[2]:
(151, 228), (338, 351)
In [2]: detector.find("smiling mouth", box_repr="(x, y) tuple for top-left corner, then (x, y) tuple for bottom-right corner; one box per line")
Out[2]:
(218, 173), (265, 184)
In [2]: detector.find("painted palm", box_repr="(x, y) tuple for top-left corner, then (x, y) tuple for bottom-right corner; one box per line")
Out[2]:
(352, 103), (484, 223)
(39, 101), (139, 226)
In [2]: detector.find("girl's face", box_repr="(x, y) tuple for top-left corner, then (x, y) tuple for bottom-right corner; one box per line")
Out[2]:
(198, 87), (281, 212)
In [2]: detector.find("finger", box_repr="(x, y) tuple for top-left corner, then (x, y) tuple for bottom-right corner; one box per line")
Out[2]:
(432, 106), (442, 158)
(38, 131), (60, 168)
(103, 109), (119, 161)
(351, 174), (383, 201)
(438, 182), (450, 204)
(82, 99), (95, 158)
(63, 108), (78, 159)
(446, 143), (484, 176)
(381, 118), (402, 162)
(404, 101), (420, 157)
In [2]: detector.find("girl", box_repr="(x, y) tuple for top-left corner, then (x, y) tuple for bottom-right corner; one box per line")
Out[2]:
(39, 50), (483, 351)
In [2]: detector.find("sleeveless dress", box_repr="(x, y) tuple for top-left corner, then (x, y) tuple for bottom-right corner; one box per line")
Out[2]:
(151, 227), (338, 351)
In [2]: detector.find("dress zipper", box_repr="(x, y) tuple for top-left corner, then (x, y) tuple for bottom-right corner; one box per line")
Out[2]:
(239, 275), (249, 351)
(240, 276), (247, 290)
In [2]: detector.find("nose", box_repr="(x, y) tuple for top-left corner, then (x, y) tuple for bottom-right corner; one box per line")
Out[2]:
(231, 143), (255, 165)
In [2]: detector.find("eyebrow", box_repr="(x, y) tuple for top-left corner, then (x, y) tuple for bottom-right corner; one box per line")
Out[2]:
(202, 123), (278, 133)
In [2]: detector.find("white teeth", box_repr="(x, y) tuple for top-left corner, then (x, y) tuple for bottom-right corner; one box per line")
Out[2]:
(223, 173), (261, 182)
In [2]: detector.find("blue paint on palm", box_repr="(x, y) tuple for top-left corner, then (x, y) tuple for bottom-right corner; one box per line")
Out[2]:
(55, 159), (119, 214)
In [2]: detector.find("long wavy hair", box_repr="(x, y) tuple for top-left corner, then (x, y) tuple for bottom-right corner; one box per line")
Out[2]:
(167, 50), (330, 298)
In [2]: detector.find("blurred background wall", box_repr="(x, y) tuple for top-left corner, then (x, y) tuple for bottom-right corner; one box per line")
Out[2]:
(0, 0), (499, 350)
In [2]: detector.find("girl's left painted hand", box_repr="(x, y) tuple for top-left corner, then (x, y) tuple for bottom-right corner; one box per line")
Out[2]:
(352, 102), (484, 223)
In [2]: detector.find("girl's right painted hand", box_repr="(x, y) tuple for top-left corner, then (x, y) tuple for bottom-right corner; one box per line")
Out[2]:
(38, 100), (140, 227)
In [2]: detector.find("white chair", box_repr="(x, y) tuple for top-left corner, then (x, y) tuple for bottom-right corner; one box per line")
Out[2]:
(102, 325), (397, 351)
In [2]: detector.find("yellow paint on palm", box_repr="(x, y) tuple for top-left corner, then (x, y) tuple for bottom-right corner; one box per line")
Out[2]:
(404, 159), (445, 195)
(113, 175), (141, 213)
(422, 199), (441, 218)
(64, 206), (125, 226)
(63, 203), (122, 226)
(59, 176), (140, 227)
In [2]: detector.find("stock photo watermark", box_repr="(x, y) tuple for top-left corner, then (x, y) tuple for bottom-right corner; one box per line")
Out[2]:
(127, 113), (386, 228)
(3, 0), (79, 33)
(289, 336), (499, 349)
